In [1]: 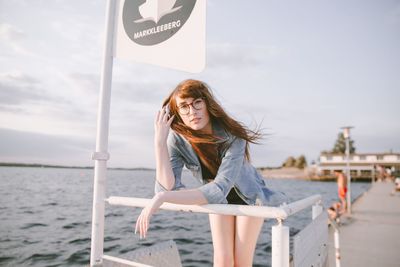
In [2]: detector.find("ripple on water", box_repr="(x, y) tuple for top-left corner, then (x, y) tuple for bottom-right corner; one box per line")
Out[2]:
(22, 253), (61, 265)
(121, 226), (134, 234)
(184, 258), (211, 265)
(23, 239), (41, 245)
(65, 248), (90, 265)
(174, 237), (194, 245)
(104, 244), (121, 253)
(21, 210), (34, 214)
(0, 256), (16, 265)
(105, 212), (124, 218)
(193, 237), (207, 245)
(262, 242), (272, 253)
(62, 221), (89, 229)
(104, 236), (121, 242)
(20, 223), (48, 230)
(68, 237), (91, 245)
(290, 227), (300, 236)
(119, 246), (137, 254)
(178, 247), (192, 256)
(170, 225), (191, 232)
(42, 202), (58, 207)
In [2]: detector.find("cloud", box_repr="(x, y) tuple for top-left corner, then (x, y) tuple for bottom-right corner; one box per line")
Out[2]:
(0, 127), (95, 166)
(66, 72), (100, 95)
(0, 23), (25, 41)
(0, 71), (97, 136)
(0, 72), (53, 108)
(113, 80), (172, 104)
(0, 126), (155, 168)
(0, 23), (34, 56)
(64, 71), (172, 104)
(207, 43), (282, 69)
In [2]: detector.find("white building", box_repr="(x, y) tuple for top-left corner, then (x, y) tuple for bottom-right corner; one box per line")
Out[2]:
(317, 152), (400, 180)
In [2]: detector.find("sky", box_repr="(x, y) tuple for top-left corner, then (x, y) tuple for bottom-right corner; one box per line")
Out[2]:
(0, 0), (399, 168)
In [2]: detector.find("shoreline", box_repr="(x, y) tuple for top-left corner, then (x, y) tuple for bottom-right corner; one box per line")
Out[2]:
(0, 163), (373, 181)
(0, 162), (154, 171)
(260, 167), (310, 180)
(260, 167), (373, 182)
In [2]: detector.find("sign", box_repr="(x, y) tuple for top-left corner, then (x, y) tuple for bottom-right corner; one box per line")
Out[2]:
(114, 0), (206, 73)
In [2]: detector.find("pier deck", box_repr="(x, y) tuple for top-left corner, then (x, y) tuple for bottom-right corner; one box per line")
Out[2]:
(327, 181), (400, 267)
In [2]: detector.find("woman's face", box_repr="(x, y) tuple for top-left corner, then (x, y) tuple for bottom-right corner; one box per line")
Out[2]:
(175, 96), (211, 133)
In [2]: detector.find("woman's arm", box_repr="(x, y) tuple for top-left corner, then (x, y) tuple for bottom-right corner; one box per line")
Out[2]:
(198, 137), (246, 204)
(159, 189), (208, 205)
(135, 189), (207, 239)
(136, 107), (208, 239)
(154, 107), (175, 190)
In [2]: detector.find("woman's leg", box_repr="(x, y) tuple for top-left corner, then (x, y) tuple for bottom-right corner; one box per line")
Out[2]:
(234, 216), (264, 267)
(209, 214), (235, 267)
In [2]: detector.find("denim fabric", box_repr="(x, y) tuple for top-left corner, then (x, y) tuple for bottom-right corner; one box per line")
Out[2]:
(154, 121), (288, 207)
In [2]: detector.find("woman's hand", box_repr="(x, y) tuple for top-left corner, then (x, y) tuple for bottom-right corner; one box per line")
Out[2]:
(135, 192), (165, 239)
(154, 106), (175, 146)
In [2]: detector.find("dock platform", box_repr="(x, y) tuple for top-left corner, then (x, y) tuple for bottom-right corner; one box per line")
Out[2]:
(328, 181), (400, 267)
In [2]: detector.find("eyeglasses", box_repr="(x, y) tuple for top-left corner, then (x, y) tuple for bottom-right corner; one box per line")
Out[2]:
(178, 98), (205, 115)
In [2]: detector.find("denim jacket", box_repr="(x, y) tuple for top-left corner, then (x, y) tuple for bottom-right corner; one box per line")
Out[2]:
(155, 121), (287, 206)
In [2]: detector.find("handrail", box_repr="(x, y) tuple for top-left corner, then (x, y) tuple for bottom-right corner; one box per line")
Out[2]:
(106, 194), (322, 220)
(280, 195), (322, 218)
(104, 194), (324, 267)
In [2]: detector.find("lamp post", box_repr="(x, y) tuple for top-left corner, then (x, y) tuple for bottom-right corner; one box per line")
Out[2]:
(341, 126), (353, 214)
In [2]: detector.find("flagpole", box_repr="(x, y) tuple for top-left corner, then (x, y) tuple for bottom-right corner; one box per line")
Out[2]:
(90, 0), (116, 265)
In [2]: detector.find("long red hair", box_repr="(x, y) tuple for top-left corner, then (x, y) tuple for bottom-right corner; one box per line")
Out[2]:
(163, 79), (262, 177)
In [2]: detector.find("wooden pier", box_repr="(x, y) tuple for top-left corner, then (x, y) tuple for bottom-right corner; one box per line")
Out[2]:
(328, 181), (400, 267)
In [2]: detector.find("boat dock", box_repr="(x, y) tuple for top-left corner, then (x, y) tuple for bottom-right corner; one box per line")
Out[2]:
(327, 181), (400, 267)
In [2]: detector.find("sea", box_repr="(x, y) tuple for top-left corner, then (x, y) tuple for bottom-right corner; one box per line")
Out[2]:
(0, 167), (370, 267)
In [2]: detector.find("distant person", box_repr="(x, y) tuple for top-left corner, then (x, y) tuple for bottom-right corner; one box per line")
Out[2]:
(334, 170), (348, 214)
(391, 177), (400, 196)
(134, 79), (287, 266)
(377, 165), (385, 181)
(395, 177), (400, 191)
(385, 168), (394, 182)
(327, 202), (342, 222)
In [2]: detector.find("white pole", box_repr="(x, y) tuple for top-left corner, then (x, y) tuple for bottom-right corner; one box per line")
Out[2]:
(312, 203), (323, 220)
(271, 220), (289, 267)
(90, 0), (116, 266)
(372, 166), (375, 183)
(345, 137), (352, 214)
(334, 228), (341, 267)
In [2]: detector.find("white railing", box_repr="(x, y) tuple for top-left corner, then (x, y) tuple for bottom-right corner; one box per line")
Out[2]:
(106, 195), (321, 219)
(100, 194), (323, 267)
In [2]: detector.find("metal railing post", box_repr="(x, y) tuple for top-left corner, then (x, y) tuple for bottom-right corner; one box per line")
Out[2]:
(345, 137), (352, 214)
(90, 0), (116, 265)
(271, 219), (289, 267)
(312, 202), (323, 220)
(334, 227), (341, 267)
(328, 219), (342, 267)
(372, 167), (375, 183)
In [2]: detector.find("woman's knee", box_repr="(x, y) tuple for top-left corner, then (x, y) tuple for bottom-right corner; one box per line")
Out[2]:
(213, 252), (234, 267)
(233, 255), (253, 267)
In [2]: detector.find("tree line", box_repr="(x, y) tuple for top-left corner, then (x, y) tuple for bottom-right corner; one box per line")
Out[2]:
(281, 131), (357, 169)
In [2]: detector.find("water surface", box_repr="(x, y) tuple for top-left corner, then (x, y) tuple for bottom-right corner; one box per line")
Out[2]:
(0, 167), (369, 266)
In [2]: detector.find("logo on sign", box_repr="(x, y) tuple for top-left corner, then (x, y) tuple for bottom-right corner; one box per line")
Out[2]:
(122, 0), (196, 46)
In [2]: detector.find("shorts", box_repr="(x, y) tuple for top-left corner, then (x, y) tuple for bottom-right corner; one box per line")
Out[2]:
(226, 188), (248, 205)
(338, 187), (347, 199)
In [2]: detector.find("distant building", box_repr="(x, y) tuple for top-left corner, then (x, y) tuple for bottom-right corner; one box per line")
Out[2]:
(317, 152), (400, 180)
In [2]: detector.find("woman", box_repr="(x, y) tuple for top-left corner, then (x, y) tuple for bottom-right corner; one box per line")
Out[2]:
(135, 79), (286, 266)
